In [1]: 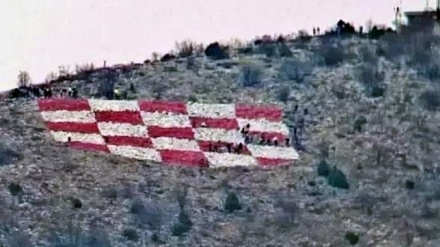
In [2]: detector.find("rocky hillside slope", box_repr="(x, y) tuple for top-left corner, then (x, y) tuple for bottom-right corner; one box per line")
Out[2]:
(1, 29), (440, 246)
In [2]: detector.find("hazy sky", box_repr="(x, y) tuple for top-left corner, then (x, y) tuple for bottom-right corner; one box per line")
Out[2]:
(0, 0), (428, 91)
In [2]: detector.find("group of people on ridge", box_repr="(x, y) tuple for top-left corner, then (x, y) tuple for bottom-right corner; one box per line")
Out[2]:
(9, 85), (78, 99)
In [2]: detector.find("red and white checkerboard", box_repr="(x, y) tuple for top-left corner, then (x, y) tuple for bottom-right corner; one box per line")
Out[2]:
(37, 99), (299, 168)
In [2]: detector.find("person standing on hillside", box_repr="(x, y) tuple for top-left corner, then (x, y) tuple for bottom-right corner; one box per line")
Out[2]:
(113, 88), (120, 100)
(71, 87), (78, 98)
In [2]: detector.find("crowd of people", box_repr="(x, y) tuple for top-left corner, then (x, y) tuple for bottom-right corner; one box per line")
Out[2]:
(9, 85), (78, 99)
(204, 122), (292, 155)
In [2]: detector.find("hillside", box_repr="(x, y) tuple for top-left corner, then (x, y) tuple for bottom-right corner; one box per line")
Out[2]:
(2, 26), (440, 246)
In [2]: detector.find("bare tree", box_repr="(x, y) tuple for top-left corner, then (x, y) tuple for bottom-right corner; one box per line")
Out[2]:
(17, 70), (31, 87)
(58, 65), (70, 77)
(45, 71), (58, 83)
(175, 40), (195, 57)
(151, 52), (159, 62)
(365, 19), (374, 33)
(99, 70), (116, 99)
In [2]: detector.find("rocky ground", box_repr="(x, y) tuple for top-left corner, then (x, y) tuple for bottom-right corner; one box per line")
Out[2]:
(1, 29), (440, 246)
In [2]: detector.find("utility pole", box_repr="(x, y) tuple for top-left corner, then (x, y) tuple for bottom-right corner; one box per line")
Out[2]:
(437, 0), (440, 21)
(394, 0), (403, 30)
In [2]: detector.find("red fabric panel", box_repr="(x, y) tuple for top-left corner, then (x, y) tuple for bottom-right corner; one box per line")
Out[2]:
(105, 136), (153, 148)
(38, 99), (91, 111)
(159, 150), (208, 167)
(147, 126), (195, 139)
(94, 111), (144, 125)
(138, 100), (187, 114)
(256, 158), (293, 167)
(45, 122), (99, 133)
(189, 117), (238, 129)
(69, 142), (109, 152)
(235, 104), (282, 122)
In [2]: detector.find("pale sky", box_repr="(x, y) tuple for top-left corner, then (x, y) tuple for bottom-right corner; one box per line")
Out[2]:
(0, 0), (428, 92)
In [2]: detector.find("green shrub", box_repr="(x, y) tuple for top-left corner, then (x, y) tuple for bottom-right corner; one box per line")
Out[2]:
(258, 43), (278, 57)
(123, 228), (139, 241)
(238, 63), (263, 87)
(151, 232), (164, 243)
(224, 191), (242, 213)
(420, 88), (440, 111)
(164, 66), (178, 72)
(237, 46), (254, 55)
(345, 231), (359, 245)
(130, 199), (163, 230)
(276, 86), (290, 103)
(357, 64), (385, 98)
(0, 146), (21, 166)
(370, 86), (385, 98)
(278, 43), (293, 57)
(405, 180), (415, 190)
(8, 182), (22, 196)
(278, 58), (313, 83)
(353, 116), (367, 132)
(188, 95), (198, 103)
(317, 160), (330, 177)
(322, 46), (345, 66)
(328, 168), (349, 189)
(205, 42), (229, 60)
(171, 211), (192, 236)
(101, 187), (118, 199)
(70, 197), (82, 209)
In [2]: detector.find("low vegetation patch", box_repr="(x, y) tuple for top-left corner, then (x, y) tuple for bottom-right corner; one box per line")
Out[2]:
(328, 167), (350, 189)
(345, 231), (360, 245)
(278, 58), (313, 83)
(224, 191), (242, 213)
(419, 87), (440, 111)
(238, 62), (263, 87)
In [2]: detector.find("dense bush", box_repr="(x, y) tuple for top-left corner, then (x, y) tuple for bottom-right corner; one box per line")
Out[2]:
(237, 46), (254, 55)
(224, 191), (242, 213)
(175, 40), (195, 57)
(317, 160), (330, 177)
(171, 210), (193, 236)
(48, 226), (112, 247)
(278, 58), (313, 83)
(99, 70), (117, 99)
(357, 63), (385, 98)
(345, 231), (360, 245)
(321, 45), (345, 66)
(368, 25), (394, 39)
(8, 182), (22, 196)
(328, 168), (350, 189)
(160, 53), (176, 62)
(70, 197), (83, 209)
(122, 228), (139, 241)
(130, 198), (163, 230)
(405, 180), (415, 190)
(419, 88), (440, 111)
(238, 62), (263, 87)
(0, 145), (21, 166)
(257, 42), (293, 58)
(278, 43), (293, 57)
(353, 116), (367, 132)
(205, 42), (228, 60)
(276, 86), (290, 102)
(186, 56), (197, 70)
(297, 30), (312, 42)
